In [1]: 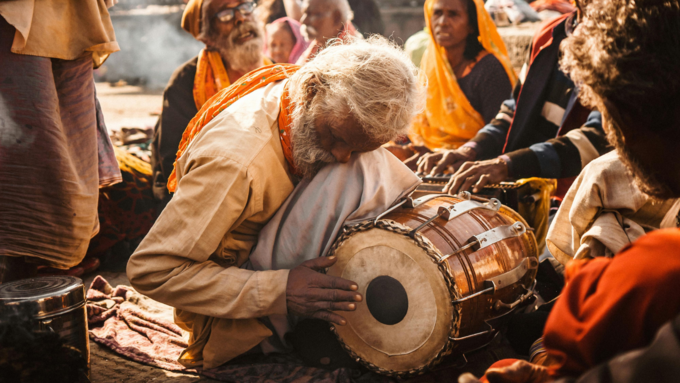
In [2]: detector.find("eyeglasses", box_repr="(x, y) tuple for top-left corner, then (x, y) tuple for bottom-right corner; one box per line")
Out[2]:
(214, 2), (256, 24)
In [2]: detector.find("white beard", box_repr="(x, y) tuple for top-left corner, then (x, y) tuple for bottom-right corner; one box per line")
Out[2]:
(290, 111), (336, 178)
(214, 21), (265, 73)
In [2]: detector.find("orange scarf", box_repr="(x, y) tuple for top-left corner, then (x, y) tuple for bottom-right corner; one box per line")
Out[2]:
(409, 0), (517, 150)
(193, 49), (274, 110)
(168, 64), (301, 192)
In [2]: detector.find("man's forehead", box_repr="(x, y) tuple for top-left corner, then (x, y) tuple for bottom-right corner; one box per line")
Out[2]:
(208, 0), (243, 12)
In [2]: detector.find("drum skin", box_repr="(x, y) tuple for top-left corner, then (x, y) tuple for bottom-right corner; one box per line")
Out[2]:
(326, 194), (538, 376)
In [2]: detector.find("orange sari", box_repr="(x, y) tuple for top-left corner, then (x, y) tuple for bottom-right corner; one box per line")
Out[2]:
(410, 0), (517, 150)
(168, 64), (301, 192)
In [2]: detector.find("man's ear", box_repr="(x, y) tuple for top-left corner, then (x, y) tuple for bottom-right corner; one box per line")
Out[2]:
(332, 9), (343, 27)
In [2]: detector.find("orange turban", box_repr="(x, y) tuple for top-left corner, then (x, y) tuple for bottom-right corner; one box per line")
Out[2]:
(182, 0), (204, 40)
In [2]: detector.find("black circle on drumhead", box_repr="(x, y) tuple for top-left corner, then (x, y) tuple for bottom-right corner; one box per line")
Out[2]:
(366, 275), (409, 325)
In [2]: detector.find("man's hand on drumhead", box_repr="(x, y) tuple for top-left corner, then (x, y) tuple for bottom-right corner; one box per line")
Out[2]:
(417, 147), (477, 176)
(443, 157), (509, 195)
(286, 256), (362, 326)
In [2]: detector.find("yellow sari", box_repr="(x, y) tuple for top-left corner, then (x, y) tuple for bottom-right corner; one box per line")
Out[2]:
(410, 0), (517, 150)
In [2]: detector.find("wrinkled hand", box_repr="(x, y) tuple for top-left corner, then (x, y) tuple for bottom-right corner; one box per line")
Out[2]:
(458, 360), (551, 383)
(403, 145), (432, 171)
(286, 257), (362, 326)
(444, 157), (509, 194)
(417, 147), (477, 175)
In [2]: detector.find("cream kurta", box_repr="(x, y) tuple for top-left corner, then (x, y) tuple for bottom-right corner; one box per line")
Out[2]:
(127, 81), (295, 369)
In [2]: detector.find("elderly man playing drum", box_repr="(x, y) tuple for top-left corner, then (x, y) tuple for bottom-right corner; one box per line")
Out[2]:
(126, 37), (422, 369)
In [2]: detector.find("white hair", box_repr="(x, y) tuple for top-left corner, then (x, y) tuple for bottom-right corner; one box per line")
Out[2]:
(287, 35), (423, 144)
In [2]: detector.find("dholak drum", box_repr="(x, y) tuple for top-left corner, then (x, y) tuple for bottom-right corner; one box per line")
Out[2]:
(326, 192), (539, 376)
(0, 276), (90, 376)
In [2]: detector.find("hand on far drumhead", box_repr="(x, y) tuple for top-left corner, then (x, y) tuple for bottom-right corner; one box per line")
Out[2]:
(443, 157), (509, 195)
(417, 147), (477, 176)
(286, 256), (362, 326)
(403, 145), (432, 171)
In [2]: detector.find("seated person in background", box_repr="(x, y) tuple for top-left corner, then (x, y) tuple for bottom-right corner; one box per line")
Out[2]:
(151, 0), (272, 212)
(418, 4), (610, 199)
(389, 0), (515, 165)
(264, 17), (309, 63)
(546, 151), (679, 265)
(459, 0), (680, 381)
(296, 0), (359, 64)
(127, 37), (422, 369)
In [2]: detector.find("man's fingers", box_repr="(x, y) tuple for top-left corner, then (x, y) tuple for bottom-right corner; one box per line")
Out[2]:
(459, 176), (479, 193)
(431, 152), (456, 175)
(311, 273), (359, 292)
(301, 256), (337, 271)
(308, 287), (363, 302)
(312, 300), (358, 312)
(450, 159), (468, 173)
(473, 174), (491, 193)
(404, 152), (422, 171)
(311, 310), (347, 326)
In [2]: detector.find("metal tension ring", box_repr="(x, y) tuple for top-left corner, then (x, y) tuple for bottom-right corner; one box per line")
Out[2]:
(437, 222), (527, 263)
(437, 198), (501, 221)
(451, 257), (538, 305)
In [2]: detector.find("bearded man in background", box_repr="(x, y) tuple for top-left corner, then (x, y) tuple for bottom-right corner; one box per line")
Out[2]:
(151, 0), (272, 213)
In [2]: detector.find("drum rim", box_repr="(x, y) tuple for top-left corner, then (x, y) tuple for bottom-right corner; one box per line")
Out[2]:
(327, 219), (462, 377)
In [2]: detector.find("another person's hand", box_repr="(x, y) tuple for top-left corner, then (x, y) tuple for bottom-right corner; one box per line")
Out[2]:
(403, 145), (432, 171)
(443, 157), (509, 194)
(417, 146), (477, 175)
(286, 256), (362, 326)
(458, 360), (551, 383)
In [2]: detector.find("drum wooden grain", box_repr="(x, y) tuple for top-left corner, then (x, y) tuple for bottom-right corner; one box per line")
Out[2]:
(327, 194), (538, 376)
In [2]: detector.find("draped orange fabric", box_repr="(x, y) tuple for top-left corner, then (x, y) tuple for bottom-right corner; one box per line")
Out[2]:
(193, 49), (274, 110)
(543, 228), (680, 377)
(168, 64), (300, 192)
(409, 0), (517, 150)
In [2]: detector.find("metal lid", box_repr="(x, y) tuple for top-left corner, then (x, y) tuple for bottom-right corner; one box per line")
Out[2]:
(0, 276), (85, 320)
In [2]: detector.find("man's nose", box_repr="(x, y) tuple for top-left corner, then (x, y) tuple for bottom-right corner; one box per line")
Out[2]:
(332, 147), (352, 163)
(234, 9), (247, 24)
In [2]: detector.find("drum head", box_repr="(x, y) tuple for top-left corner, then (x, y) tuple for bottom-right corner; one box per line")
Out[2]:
(327, 226), (454, 374)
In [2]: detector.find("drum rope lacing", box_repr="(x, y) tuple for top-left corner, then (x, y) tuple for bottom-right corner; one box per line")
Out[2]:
(326, 219), (463, 377)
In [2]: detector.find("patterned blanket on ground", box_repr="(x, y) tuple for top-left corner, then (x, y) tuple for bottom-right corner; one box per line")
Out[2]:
(85, 276), (391, 383)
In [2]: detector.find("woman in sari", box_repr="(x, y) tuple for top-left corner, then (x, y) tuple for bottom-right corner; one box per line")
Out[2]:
(389, 0), (516, 169)
(264, 17), (309, 64)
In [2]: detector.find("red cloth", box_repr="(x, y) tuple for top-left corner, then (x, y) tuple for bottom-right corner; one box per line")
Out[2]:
(543, 228), (680, 377)
(479, 359), (521, 383)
